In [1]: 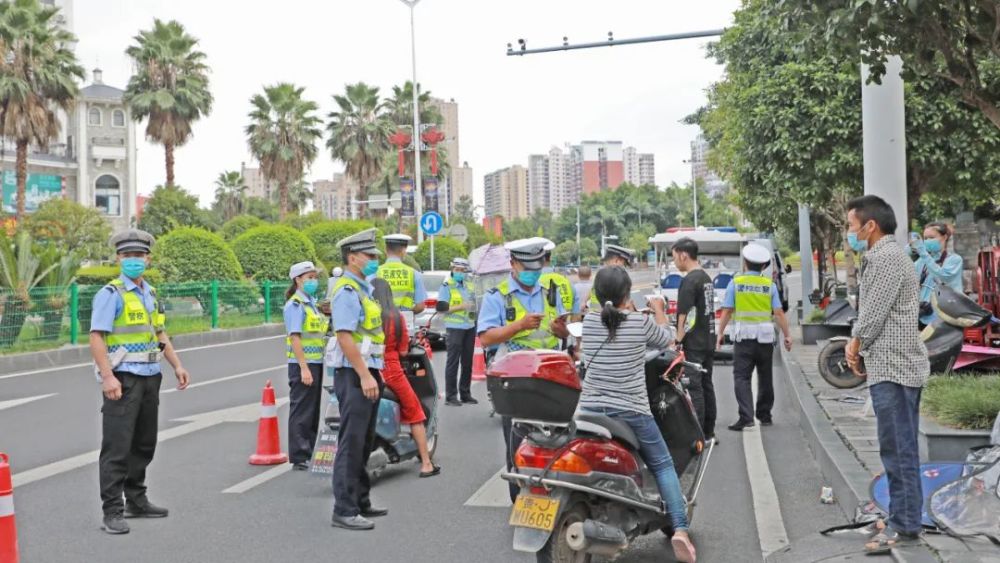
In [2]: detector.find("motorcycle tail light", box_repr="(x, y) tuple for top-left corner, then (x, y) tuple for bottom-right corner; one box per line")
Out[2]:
(553, 439), (640, 479)
(551, 451), (592, 474)
(529, 486), (549, 496)
(514, 443), (558, 469)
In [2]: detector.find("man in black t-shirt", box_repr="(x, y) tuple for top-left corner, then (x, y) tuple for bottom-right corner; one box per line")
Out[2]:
(672, 237), (718, 441)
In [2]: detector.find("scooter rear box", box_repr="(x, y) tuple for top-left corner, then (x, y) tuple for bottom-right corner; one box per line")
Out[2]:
(487, 351), (580, 423)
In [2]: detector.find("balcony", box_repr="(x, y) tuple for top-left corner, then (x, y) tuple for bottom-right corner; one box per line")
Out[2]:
(91, 136), (126, 161)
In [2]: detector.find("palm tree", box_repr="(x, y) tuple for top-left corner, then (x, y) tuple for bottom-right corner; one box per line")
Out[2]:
(327, 82), (392, 218)
(384, 81), (442, 128)
(124, 19), (213, 187)
(213, 170), (247, 221)
(276, 179), (313, 215)
(246, 83), (322, 219)
(0, 0), (83, 220)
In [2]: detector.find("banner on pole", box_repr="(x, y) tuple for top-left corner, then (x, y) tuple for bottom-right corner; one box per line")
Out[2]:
(399, 177), (415, 217)
(423, 176), (438, 213)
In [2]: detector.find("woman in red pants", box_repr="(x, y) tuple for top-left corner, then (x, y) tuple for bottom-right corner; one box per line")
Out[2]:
(371, 278), (440, 478)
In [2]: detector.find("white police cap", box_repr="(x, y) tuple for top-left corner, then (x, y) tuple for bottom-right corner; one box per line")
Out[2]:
(604, 244), (636, 265)
(337, 228), (382, 256)
(505, 238), (551, 270)
(742, 243), (771, 265)
(289, 261), (317, 280)
(110, 229), (155, 254)
(384, 233), (412, 247)
(451, 257), (470, 269)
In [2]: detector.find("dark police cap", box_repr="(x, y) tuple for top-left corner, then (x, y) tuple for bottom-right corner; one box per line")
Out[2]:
(110, 229), (155, 254)
(604, 244), (636, 265)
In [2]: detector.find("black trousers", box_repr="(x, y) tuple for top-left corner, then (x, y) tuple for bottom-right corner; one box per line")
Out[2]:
(732, 340), (775, 424)
(501, 415), (527, 503)
(99, 371), (162, 515)
(288, 363), (324, 464)
(684, 348), (717, 437)
(332, 367), (383, 518)
(445, 327), (476, 401)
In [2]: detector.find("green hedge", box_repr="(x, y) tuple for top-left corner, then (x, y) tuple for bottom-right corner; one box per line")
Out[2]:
(232, 225), (320, 282)
(304, 220), (385, 267)
(923, 374), (1000, 430)
(76, 265), (164, 286)
(152, 227), (244, 283)
(413, 238), (466, 271)
(221, 215), (265, 241)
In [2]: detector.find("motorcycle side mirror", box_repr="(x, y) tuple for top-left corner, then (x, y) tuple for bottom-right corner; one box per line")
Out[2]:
(435, 301), (450, 313)
(785, 264), (793, 274)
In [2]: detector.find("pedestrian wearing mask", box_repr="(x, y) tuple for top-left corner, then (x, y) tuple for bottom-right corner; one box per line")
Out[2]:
(716, 243), (793, 431)
(329, 228), (388, 531)
(439, 257), (478, 406)
(844, 196), (929, 554)
(911, 222), (963, 328)
(90, 229), (190, 535)
(284, 261), (327, 471)
(478, 238), (569, 501)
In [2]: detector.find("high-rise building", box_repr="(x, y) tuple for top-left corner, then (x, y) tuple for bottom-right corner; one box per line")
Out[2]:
(451, 161), (473, 210)
(623, 146), (656, 187)
(428, 97), (472, 217)
(578, 141), (624, 194)
(483, 165), (528, 220)
(240, 162), (278, 201)
(528, 146), (575, 216)
(690, 134), (728, 197)
(313, 173), (358, 220)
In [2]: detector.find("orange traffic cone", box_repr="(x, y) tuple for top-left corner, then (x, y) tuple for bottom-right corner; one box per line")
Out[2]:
(472, 337), (487, 381)
(0, 453), (18, 563)
(249, 380), (288, 465)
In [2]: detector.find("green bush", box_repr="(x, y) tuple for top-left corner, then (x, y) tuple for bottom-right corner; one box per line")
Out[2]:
(221, 215), (264, 241)
(923, 375), (1000, 430)
(152, 227), (244, 283)
(232, 225), (320, 282)
(304, 220), (385, 267)
(76, 265), (164, 287)
(282, 211), (327, 231)
(413, 237), (466, 271)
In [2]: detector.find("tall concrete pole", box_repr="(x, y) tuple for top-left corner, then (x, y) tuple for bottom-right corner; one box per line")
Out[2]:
(861, 56), (908, 238)
(797, 203), (814, 322)
(402, 0), (425, 242)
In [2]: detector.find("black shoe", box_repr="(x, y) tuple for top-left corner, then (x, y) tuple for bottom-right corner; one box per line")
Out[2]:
(445, 399), (463, 406)
(331, 514), (375, 530)
(419, 465), (441, 478)
(460, 397), (479, 405)
(728, 421), (755, 432)
(360, 505), (389, 518)
(101, 513), (130, 534)
(758, 419), (773, 426)
(292, 461), (309, 471)
(124, 500), (168, 518)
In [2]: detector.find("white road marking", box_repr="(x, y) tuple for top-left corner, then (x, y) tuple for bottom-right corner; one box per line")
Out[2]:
(11, 397), (288, 488)
(0, 334), (283, 380)
(742, 424), (790, 558)
(222, 463), (293, 494)
(464, 467), (512, 507)
(161, 365), (285, 394)
(0, 393), (57, 412)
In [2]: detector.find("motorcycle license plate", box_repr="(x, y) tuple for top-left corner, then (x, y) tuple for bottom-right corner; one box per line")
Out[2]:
(509, 494), (560, 531)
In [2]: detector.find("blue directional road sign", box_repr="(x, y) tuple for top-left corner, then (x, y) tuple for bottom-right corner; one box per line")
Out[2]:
(420, 211), (443, 236)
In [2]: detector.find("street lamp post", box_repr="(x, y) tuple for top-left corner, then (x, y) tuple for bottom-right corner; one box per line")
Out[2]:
(576, 203), (581, 264)
(399, 0), (424, 243)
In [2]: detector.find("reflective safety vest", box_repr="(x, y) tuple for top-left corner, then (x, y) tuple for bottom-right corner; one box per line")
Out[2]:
(443, 278), (475, 326)
(376, 260), (417, 310)
(588, 288), (600, 310)
(495, 279), (560, 351)
(540, 272), (574, 313)
(105, 278), (165, 364)
(733, 274), (774, 325)
(286, 294), (328, 362)
(332, 276), (386, 361)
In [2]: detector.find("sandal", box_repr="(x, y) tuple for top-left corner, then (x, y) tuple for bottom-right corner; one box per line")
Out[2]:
(864, 526), (921, 555)
(419, 465), (441, 478)
(671, 531), (697, 562)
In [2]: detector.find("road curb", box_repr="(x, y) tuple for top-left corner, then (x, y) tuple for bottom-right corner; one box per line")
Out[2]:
(0, 324), (284, 374)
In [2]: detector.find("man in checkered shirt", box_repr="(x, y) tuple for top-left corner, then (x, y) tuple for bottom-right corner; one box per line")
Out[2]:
(844, 195), (929, 553)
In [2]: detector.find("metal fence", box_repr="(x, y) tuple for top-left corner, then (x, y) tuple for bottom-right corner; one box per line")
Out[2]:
(0, 280), (297, 354)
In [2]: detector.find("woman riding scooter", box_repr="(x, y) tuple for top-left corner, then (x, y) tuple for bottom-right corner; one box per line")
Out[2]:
(371, 278), (440, 478)
(578, 266), (696, 563)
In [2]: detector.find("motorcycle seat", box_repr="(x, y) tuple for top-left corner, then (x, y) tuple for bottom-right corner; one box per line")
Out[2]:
(574, 412), (639, 451)
(382, 387), (399, 403)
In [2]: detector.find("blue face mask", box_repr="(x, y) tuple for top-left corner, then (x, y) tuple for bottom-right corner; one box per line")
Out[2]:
(302, 279), (319, 296)
(452, 272), (466, 283)
(362, 259), (379, 277)
(517, 270), (541, 287)
(120, 257), (146, 280)
(923, 238), (942, 255)
(847, 222), (871, 253)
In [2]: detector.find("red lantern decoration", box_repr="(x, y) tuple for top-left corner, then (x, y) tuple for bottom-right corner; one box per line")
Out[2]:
(421, 127), (446, 176)
(388, 130), (412, 177)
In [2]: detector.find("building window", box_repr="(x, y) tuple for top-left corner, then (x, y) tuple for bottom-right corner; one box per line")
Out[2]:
(88, 107), (102, 126)
(112, 109), (126, 127)
(95, 174), (121, 216)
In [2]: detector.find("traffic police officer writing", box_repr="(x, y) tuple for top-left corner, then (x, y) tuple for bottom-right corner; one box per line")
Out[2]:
(328, 228), (388, 531)
(716, 243), (793, 432)
(89, 229), (190, 535)
(478, 238), (569, 501)
(283, 261), (327, 471)
(439, 257), (477, 406)
(376, 233), (427, 314)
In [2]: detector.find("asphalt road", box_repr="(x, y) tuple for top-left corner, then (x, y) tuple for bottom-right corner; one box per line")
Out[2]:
(2, 329), (871, 562)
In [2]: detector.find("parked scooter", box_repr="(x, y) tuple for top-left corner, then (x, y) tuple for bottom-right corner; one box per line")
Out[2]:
(818, 285), (994, 389)
(491, 344), (714, 562)
(313, 315), (440, 481)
